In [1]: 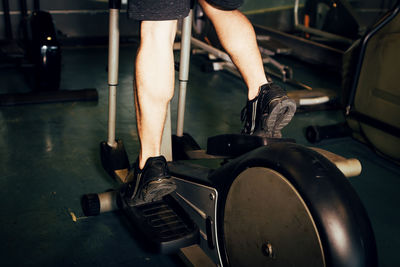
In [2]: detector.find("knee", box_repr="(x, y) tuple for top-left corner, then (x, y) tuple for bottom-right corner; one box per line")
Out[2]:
(140, 20), (177, 48)
(199, 0), (247, 25)
(199, 0), (243, 13)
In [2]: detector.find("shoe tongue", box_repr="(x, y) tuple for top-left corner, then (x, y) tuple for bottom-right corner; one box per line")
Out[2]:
(151, 159), (165, 170)
(251, 83), (274, 103)
(146, 156), (165, 168)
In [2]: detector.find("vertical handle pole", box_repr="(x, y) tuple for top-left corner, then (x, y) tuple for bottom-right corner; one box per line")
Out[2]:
(176, 9), (193, 137)
(107, 0), (121, 147)
(161, 10), (193, 160)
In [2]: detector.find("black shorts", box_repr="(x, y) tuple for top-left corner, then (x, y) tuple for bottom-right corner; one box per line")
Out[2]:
(127, 0), (244, 21)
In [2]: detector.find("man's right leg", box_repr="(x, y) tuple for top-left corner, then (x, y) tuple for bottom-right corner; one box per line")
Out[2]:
(123, 20), (178, 206)
(199, 0), (296, 138)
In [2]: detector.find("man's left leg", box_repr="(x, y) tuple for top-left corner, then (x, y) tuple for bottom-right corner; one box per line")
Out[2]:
(123, 20), (178, 206)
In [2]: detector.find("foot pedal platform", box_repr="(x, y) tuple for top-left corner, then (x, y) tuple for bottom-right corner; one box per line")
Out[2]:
(121, 195), (199, 254)
(172, 133), (202, 160)
(207, 134), (296, 157)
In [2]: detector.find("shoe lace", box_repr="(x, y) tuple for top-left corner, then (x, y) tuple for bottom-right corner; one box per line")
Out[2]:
(240, 103), (253, 134)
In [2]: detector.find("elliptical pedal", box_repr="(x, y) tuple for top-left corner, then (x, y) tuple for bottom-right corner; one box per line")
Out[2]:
(121, 195), (199, 254)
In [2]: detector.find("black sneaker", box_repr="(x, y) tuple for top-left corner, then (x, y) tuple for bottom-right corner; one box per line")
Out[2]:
(121, 156), (176, 206)
(241, 83), (296, 138)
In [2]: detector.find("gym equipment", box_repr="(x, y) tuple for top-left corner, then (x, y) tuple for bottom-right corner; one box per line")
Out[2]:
(0, 0), (98, 106)
(188, 35), (338, 111)
(248, 1), (397, 74)
(82, 1), (377, 266)
(246, 1), (353, 72)
(253, 22), (344, 72)
(294, 0), (361, 45)
(306, 1), (400, 163)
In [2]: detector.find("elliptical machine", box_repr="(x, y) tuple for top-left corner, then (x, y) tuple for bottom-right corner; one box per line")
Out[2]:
(82, 1), (377, 266)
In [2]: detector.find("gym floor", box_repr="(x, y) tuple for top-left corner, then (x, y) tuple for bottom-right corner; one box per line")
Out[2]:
(0, 42), (399, 266)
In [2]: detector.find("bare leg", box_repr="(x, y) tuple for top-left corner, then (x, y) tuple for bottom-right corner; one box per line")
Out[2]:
(134, 20), (177, 169)
(199, 0), (268, 100)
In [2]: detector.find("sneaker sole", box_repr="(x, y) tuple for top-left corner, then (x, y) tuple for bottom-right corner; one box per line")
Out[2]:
(264, 97), (297, 138)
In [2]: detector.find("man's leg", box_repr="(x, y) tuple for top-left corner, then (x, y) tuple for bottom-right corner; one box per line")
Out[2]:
(123, 0), (190, 205)
(199, 0), (296, 137)
(199, 0), (267, 100)
(122, 20), (177, 206)
(134, 20), (177, 169)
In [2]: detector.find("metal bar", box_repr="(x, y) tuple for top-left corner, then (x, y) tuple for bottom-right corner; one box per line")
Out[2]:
(161, 104), (173, 161)
(176, 10), (193, 137)
(107, 8), (120, 147)
(254, 24), (343, 71)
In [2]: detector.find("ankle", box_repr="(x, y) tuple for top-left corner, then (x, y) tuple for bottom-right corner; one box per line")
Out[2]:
(247, 81), (270, 101)
(139, 155), (167, 171)
(139, 154), (158, 170)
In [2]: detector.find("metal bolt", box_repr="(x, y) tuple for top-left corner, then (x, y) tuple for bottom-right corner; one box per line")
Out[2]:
(209, 193), (215, 201)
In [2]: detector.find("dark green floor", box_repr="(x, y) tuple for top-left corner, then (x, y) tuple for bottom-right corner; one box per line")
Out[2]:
(0, 44), (399, 266)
